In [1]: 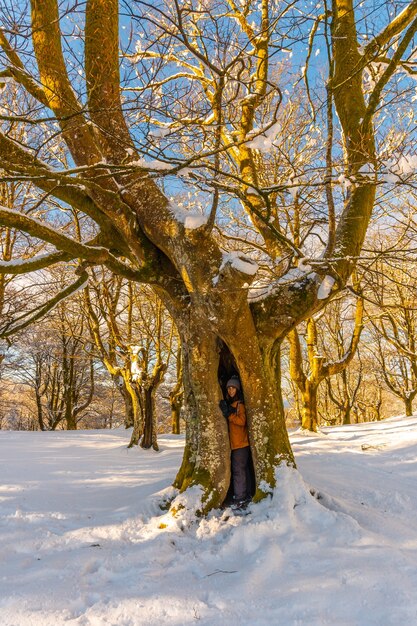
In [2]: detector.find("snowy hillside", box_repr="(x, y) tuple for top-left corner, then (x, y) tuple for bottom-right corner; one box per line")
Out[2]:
(1, 417), (417, 625)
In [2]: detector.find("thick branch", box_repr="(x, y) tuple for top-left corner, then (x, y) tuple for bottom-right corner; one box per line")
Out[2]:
(31, 0), (101, 165)
(330, 0), (376, 281)
(0, 131), (111, 229)
(0, 30), (50, 107)
(288, 329), (307, 392)
(364, 0), (417, 58)
(363, 15), (417, 127)
(0, 250), (71, 274)
(85, 0), (134, 160)
(0, 205), (110, 264)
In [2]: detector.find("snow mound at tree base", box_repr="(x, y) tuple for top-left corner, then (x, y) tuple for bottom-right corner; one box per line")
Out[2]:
(147, 464), (362, 553)
(192, 465), (361, 545)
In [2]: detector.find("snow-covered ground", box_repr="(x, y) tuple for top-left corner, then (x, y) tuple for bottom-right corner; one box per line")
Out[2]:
(2, 417), (417, 625)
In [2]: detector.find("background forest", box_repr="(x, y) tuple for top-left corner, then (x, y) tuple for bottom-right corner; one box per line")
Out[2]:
(0, 273), (414, 436)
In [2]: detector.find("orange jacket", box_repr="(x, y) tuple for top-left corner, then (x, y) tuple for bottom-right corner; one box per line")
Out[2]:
(228, 400), (249, 450)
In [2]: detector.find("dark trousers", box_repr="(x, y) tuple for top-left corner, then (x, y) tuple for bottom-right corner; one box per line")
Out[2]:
(231, 446), (250, 501)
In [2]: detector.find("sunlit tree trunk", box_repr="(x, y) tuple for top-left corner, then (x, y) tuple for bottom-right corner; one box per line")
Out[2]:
(140, 362), (166, 450)
(172, 302), (294, 510)
(170, 347), (183, 435)
(405, 395), (414, 417)
(302, 380), (319, 432)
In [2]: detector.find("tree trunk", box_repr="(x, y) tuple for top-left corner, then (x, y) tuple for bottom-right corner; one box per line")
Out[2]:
(375, 388), (383, 421)
(172, 334), (201, 492)
(65, 391), (77, 430)
(140, 362), (166, 451)
(118, 381), (135, 428)
(405, 395), (413, 417)
(126, 379), (144, 448)
(140, 383), (159, 451)
(171, 400), (182, 435)
(342, 402), (352, 425)
(173, 306), (294, 512)
(301, 381), (319, 432)
(170, 347), (183, 435)
(35, 389), (45, 431)
(66, 412), (77, 430)
(173, 322), (229, 510)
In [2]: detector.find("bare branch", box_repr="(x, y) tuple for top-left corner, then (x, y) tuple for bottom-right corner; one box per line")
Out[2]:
(0, 270), (89, 338)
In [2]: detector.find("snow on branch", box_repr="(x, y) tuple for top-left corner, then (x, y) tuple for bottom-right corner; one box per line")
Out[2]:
(228, 254), (259, 276)
(220, 251), (259, 277)
(0, 205), (109, 264)
(0, 251), (71, 274)
(245, 121), (282, 153)
(382, 152), (417, 182)
(317, 275), (336, 300)
(169, 203), (208, 230)
(130, 158), (174, 172)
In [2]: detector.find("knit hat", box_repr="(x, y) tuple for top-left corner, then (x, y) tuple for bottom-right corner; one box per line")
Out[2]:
(226, 375), (241, 390)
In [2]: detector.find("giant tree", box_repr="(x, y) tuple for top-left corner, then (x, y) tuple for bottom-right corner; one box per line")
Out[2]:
(0, 0), (416, 509)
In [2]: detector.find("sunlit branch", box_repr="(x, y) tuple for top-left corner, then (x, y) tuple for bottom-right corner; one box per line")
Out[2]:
(364, 0), (417, 57)
(363, 15), (417, 128)
(0, 205), (110, 263)
(0, 250), (72, 274)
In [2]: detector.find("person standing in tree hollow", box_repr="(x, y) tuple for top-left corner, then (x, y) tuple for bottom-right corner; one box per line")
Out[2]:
(219, 375), (251, 507)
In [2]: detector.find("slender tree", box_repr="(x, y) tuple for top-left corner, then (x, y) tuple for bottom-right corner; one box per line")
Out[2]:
(288, 292), (364, 431)
(325, 354), (363, 425)
(84, 271), (173, 448)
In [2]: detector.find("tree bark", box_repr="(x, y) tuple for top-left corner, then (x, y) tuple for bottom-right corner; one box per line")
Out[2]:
(171, 400), (182, 435)
(170, 346), (183, 435)
(66, 411), (77, 430)
(118, 381), (135, 428)
(140, 386), (158, 450)
(405, 395), (413, 417)
(140, 363), (166, 451)
(342, 402), (352, 425)
(35, 388), (45, 431)
(126, 378), (144, 448)
(301, 381), (319, 432)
